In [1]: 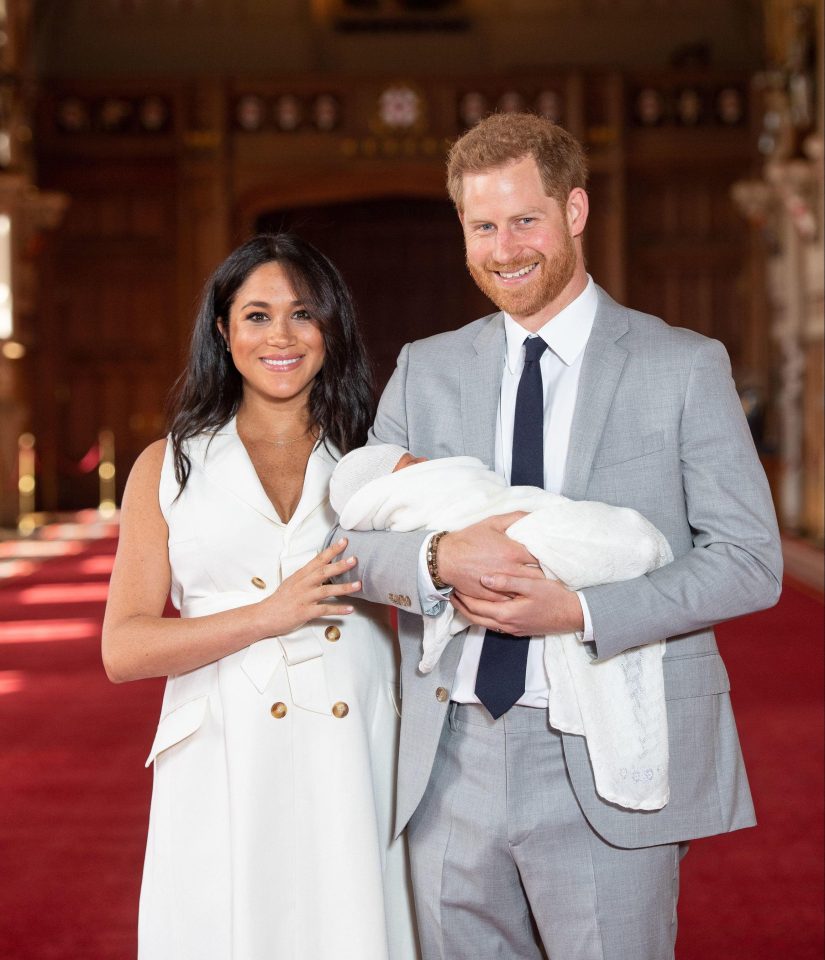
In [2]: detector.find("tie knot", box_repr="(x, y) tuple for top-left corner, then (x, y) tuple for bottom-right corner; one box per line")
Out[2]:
(523, 336), (547, 363)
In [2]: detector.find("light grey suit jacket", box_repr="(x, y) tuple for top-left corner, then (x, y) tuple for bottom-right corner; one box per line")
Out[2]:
(338, 286), (782, 848)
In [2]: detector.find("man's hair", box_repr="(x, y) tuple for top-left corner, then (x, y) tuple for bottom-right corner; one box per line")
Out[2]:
(446, 112), (588, 212)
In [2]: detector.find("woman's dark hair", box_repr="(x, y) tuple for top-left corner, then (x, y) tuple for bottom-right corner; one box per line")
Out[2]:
(168, 232), (376, 489)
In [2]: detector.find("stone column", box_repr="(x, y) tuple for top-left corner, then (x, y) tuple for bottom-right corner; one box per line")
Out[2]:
(0, 179), (68, 528)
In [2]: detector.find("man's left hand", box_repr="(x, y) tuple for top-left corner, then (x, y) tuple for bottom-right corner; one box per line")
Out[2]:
(450, 574), (585, 636)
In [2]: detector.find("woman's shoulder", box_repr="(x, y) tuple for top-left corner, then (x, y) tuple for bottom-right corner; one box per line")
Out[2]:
(119, 439), (170, 523)
(137, 437), (168, 468)
(127, 438), (168, 489)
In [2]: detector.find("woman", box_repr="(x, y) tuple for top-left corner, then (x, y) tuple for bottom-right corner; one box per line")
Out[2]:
(102, 234), (418, 960)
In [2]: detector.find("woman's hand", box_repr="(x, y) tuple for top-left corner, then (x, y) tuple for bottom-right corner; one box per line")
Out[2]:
(255, 538), (361, 637)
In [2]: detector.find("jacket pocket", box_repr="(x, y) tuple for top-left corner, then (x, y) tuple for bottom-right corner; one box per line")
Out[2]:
(145, 695), (209, 767)
(663, 653), (730, 700)
(593, 430), (665, 469)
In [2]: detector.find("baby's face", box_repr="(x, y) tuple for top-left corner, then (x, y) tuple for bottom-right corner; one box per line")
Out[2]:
(393, 453), (428, 472)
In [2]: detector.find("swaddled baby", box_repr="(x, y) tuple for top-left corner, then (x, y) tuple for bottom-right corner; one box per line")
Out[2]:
(330, 444), (674, 811)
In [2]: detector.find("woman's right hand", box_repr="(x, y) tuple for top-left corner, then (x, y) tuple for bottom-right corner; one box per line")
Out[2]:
(257, 538), (360, 637)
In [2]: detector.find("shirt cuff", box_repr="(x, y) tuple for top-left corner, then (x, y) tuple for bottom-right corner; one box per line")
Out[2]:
(418, 533), (452, 616)
(576, 590), (594, 642)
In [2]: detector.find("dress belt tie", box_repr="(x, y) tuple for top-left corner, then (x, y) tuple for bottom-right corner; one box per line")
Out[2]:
(181, 593), (331, 714)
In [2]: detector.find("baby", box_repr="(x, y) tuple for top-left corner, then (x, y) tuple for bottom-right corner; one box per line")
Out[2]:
(330, 444), (674, 812)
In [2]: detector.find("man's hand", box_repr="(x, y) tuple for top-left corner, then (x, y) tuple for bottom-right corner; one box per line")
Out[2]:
(451, 574), (585, 637)
(438, 512), (544, 601)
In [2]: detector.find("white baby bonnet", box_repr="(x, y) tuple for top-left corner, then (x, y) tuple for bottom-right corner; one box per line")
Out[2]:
(329, 444), (409, 516)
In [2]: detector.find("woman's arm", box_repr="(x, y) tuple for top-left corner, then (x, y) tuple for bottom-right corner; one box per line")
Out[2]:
(101, 439), (360, 683)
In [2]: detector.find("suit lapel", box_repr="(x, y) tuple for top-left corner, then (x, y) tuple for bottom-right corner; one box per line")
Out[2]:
(460, 314), (505, 467)
(562, 288), (629, 500)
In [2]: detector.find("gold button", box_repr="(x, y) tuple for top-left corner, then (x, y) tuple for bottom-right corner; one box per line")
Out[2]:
(270, 702), (287, 719)
(332, 701), (349, 718)
(325, 625), (341, 642)
(435, 687), (449, 702)
(251, 576), (266, 590)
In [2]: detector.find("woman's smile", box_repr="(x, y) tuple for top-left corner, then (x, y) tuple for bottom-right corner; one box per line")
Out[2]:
(259, 353), (306, 372)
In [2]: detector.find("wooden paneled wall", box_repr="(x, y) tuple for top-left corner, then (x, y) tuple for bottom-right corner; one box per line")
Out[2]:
(32, 157), (179, 509)
(31, 71), (762, 510)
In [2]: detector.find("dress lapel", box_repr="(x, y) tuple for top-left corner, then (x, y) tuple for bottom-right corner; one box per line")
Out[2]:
(192, 418), (335, 527)
(562, 288), (630, 500)
(460, 314), (505, 467)
(286, 440), (337, 531)
(193, 418), (281, 524)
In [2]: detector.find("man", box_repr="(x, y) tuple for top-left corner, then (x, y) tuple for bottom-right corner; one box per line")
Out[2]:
(336, 113), (782, 960)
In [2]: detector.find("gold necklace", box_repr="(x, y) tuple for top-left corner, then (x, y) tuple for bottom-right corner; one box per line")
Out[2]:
(260, 428), (311, 448)
(242, 426), (313, 448)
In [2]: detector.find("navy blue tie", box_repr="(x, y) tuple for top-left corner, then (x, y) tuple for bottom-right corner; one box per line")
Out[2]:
(475, 335), (547, 720)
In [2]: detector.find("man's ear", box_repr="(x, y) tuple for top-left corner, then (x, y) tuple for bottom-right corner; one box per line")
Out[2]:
(566, 187), (589, 238)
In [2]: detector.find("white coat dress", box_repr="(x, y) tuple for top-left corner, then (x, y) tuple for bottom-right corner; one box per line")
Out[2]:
(138, 420), (418, 960)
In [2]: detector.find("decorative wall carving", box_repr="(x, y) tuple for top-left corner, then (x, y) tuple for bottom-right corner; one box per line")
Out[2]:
(233, 92), (342, 132)
(54, 94), (173, 134)
(630, 81), (748, 128)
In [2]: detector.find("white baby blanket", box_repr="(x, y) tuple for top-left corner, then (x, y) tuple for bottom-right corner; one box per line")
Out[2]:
(332, 455), (674, 811)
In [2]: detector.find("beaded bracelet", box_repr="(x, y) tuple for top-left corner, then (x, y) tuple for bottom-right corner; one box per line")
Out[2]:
(426, 530), (450, 590)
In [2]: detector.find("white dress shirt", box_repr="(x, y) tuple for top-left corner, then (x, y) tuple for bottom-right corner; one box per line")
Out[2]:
(418, 276), (598, 708)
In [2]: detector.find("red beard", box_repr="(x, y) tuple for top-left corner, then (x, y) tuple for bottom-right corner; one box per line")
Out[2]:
(467, 230), (577, 320)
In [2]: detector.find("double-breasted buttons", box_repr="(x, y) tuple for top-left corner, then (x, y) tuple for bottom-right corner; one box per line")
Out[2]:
(251, 577), (266, 590)
(325, 625), (341, 642)
(435, 687), (449, 703)
(332, 701), (349, 718)
(270, 702), (287, 719)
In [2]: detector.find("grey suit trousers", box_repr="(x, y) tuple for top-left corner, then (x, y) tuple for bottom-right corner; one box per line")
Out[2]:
(408, 704), (687, 960)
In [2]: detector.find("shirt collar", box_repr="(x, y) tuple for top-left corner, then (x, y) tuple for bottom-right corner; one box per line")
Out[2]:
(503, 275), (598, 373)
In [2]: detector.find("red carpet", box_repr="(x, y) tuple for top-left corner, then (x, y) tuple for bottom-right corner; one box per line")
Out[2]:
(0, 525), (822, 959)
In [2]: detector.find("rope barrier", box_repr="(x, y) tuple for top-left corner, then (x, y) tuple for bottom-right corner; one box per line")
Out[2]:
(56, 442), (102, 476)
(16, 429), (118, 532)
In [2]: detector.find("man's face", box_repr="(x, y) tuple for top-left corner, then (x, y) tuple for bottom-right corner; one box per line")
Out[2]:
(460, 156), (586, 328)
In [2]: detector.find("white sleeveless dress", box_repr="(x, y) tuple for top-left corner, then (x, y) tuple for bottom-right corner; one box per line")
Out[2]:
(138, 420), (418, 960)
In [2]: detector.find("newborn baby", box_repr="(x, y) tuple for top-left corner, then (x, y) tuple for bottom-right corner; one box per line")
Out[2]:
(330, 444), (674, 811)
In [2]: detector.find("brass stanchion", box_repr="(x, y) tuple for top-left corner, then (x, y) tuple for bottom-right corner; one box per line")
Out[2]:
(17, 432), (36, 535)
(98, 429), (116, 517)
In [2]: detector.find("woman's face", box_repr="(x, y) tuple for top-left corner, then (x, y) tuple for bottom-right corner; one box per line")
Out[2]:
(219, 261), (325, 408)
